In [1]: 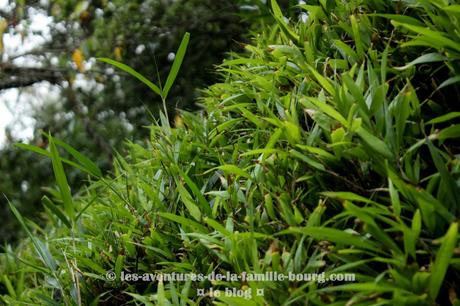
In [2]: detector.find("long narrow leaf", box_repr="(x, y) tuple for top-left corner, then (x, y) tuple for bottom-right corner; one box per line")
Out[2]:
(163, 32), (190, 99)
(97, 57), (162, 97)
(49, 135), (74, 221)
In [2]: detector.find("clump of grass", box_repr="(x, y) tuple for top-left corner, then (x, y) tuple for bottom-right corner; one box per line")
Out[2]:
(2, 1), (460, 305)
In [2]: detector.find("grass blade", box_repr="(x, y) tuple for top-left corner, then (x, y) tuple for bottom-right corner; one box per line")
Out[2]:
(7, 199), (57, 272)
(429, 222), (458, 299)
(42, 196), (72, 229)
(49, 135), (74, 222)
(97, 57), (162, 97)
(163, 32), (190, 100)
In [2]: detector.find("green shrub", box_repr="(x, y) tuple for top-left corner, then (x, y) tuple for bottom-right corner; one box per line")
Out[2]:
(2, 0), (460, 305)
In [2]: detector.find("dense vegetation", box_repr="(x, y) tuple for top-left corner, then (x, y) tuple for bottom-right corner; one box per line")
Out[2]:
(0, 0), (249, 243)
(2, 0), (460, 305)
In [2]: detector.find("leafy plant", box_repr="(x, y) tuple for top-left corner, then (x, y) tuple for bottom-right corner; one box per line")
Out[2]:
(2, 0), (460, 305)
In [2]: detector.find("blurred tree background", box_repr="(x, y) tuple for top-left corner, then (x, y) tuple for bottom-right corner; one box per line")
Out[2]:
(0, 0), (275, 243)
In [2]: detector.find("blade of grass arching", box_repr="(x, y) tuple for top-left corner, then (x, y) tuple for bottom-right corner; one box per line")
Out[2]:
(426, 112), (460, 125)
(7, 199), (57, 272)
(15, 143), (89, 175)
(350, 15), (364, 58)
(49, 135), (74, 222)
(75, 185), (109, 221)
(344, 201), (402, 255)
(392, 22), (460, 52)
(403, 209), (421, 259)
(176, 167), (211, 216)
(316, 282), (401, 293)
(163, 32), (190, 100)
(169, 281), (179, 306)
(394, 52), (446, 71)
(371, 14), (425, 27)
(271, 0), (300, 44)
(437, 76), (460, 91)
(290, 150), (325, 171)
(42, 196), (71, 229)
(388, 178), (401, 216)
(333, 40), (358, 63)
(356, 126), (393, 160)
(207, 164), (251, 179)
(321, 191), (375, 204)
(342, 74), (369, 116)
(176, 184), (202, 221)
(307, 201), (326, 227)
(278, 227), (381, 253)
(115, 254), (124, 282)
(437, 125), (460, 141)
(427, 140), (460, 208)
(157, 212), (208, 233)
(301, 97), (347, 126)
(51, 137), (102, 178)
(179, 279), (193, 306)
(429, 222), (458, 299)
(97, 58), (162, 97)
(204, 217), (232, 238)
(306, 66), (336, 96)
(1, 275), (16, 298)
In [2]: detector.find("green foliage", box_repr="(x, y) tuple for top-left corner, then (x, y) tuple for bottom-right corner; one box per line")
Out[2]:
(0, 0), (249, 244)
(2, 0), (460, 305)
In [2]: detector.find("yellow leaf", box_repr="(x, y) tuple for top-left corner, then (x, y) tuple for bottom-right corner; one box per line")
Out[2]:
(114, 46), (122, 61)
(72, 48), (85, 72)
(0, 19), (8, 53)
(174, 114), (184, 128)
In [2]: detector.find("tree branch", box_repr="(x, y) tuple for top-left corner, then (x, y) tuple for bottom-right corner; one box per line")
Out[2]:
(0, 65), (65, 90)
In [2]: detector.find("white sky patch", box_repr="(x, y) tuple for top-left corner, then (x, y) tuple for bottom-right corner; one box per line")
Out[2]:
(0, 3), (53, 147)
(0, 0), (8, 10)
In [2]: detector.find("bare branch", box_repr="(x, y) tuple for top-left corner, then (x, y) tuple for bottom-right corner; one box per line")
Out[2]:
(0, 65), (65, 90)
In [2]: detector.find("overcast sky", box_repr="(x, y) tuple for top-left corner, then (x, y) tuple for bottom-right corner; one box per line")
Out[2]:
(0, 0), (52, 146)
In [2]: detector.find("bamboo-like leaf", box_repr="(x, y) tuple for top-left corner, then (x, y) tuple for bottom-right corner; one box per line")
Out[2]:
(49, 135), (74, 222)
(52, 137), (102, 177)
(356, 127), (393, 159)
(427, 140), (460, 208)
(163, 32), (190, 99)
(177, 167), (211, 216)
(157, 212), (207, 233)
(350, 15), (364, 58)
(42, 196), (71, 229)
(115, 255), (124, 281)
(279, 227), (380, 253)
(290, 150), (325, 171)
(204, 217), (232, 237)
(388, 178), (401, 216)
(437, 75), (460, 91)
(306, 65), (336, 96)
(426, 112), (460, 125)
(371, 14), (425, 27)
(15, 143), (90, 174)
(301, 97), (347, 126)
(7, 199), (57, 272)
(97, 57), (162, 96)
(177, 184), (202, 221)
(212, 164), (251, 179)
(438, 125), (460, 141)
(271, 0), (300, 43)
(429, 222), (458, 299)
(392, 21), (460, 52)
(333, 40), (358, 62)
(394, 53), (446, 71)
(321, 191), (374, 204)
